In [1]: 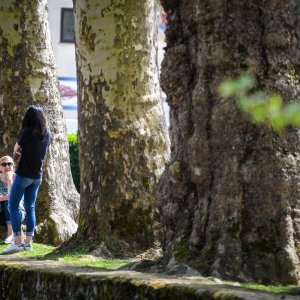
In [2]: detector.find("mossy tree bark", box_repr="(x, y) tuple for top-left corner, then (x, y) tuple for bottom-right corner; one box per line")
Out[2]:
(70, 0), (169, 256)
(158, 0), (300, 284)
(0, 0), (79, 245)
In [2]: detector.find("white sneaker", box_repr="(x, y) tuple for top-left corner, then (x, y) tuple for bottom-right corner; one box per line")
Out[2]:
(2, 243), (24, 254)
(23, 243), (32, 251)
(4, 235), (13, 244)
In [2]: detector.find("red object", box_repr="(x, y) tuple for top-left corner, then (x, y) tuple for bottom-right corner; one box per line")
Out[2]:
(161, 11), (167, 24)
(59, 85), (77, 99)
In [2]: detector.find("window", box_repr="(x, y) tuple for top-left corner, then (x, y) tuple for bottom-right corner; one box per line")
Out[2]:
(60, 8), (75, 43)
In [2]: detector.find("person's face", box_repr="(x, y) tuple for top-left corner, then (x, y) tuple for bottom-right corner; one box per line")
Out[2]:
(0, 160), (14, 174)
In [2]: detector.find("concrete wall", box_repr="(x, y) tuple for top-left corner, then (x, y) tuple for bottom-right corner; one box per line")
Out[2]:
(0, 257), (293, 300)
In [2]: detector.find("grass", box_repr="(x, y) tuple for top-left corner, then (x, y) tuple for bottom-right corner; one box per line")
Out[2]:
(239, 283), (299, 294)
(224, 281), (299, 294)
(0, 243), (131, 269)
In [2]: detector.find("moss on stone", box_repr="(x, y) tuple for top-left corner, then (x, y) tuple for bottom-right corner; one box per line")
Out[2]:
(0, 256), (296, 299)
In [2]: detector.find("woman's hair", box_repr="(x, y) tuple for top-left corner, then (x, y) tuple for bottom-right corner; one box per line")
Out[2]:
(22, 106), (48, 139)
(0, 156), (13, 164)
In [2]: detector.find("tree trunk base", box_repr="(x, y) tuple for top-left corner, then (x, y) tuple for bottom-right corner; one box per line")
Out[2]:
(53, 234), (162, 260)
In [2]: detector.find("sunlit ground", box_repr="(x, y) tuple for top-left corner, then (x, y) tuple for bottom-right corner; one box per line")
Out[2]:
(0, 243), (130, 269)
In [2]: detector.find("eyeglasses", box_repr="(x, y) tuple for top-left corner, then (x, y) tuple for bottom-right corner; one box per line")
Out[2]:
(1, 162), (13, 167)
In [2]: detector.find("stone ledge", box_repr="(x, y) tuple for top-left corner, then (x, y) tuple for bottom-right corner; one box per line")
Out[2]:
(0, 256), (297, 300)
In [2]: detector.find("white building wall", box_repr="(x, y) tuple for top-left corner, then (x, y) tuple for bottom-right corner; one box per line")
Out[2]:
(158, 29), (166, 74)
(47, 0), (76, 79)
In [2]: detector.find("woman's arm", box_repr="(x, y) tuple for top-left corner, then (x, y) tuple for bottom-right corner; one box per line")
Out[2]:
(13, 143), (22, 161)
(13, 142), (22, 155)
(0, 194), (9, 202)
(6, 172), (14, 193)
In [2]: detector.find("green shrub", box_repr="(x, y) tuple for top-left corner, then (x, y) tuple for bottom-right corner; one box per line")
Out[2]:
(67, 134), (80, 193)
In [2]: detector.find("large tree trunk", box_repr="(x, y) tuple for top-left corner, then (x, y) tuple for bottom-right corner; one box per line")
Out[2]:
(70, 0), (169, 256)
(0, 0), (79, 245)
(158, 0), (300, 284)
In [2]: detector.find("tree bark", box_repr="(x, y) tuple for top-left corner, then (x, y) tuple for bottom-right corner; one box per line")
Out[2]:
(0, 0), (79, 245)
(158, 0), (300, 284)
(70, 0), (169, 256)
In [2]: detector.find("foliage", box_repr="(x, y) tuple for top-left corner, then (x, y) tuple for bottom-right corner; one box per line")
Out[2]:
(67, 134), (80, 192)
(218, 74), (300, 131)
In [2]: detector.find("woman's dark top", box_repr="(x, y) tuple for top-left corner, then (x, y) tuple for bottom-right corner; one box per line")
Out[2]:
(16, 128), (51, 179)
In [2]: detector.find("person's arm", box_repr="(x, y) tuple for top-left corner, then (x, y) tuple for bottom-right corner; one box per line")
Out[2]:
(13, 143), (22, 161)
(13, 142), (22, 155)
(5, 172), (14, 193)
(0, 193), (9, 202)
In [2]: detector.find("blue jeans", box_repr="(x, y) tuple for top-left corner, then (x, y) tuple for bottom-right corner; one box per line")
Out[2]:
(4, 201), (11, 225)
(5, 198), (26, 225)
(8, 174), (42, 236)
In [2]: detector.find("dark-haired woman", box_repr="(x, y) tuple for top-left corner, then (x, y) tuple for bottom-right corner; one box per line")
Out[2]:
(3, 106), (51, 253)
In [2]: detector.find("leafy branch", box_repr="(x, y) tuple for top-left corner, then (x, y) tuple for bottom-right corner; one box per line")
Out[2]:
(218, 74), (300, 131)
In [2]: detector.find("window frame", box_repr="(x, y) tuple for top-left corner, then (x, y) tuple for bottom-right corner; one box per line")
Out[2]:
(60, 8), (75, 43)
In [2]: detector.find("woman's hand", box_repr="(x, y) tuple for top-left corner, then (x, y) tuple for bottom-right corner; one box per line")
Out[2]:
(14, 142), (22, 154)
(13, 143), (22, 162)
(0, 194), (9, 201)
(5, 171), (14, 183)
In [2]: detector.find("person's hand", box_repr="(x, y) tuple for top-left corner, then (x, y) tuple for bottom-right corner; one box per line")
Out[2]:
(6, 171), (14, 183)
(1, 194), (9, 201)
(13, 150), (22, 162)
(13, 143), (22, 162)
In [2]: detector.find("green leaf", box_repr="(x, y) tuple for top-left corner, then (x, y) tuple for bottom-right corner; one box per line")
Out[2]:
(266, 94), (282, 116)
(218, 80), (239, 97)
(218, 74), (255, 98)
(270, 115), (285, 131)
(252, 105), (267, 123)
(236, 74), (255, 92)
(218, 73), (300, 131)
(283, 103), (300, 126)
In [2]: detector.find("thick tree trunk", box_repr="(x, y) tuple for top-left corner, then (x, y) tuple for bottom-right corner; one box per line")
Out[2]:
(71, 0), (169, 256)
(0, 0), (79, 245)
(158, 0), (300, 284)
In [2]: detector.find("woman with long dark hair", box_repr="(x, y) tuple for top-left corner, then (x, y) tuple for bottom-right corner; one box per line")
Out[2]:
(3, 106), (51, 253)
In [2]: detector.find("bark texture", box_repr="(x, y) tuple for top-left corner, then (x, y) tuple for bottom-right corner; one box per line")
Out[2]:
(0, 0), (79, 245)
(158, 0), (300, 284)
(72, 0), (169, 255)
